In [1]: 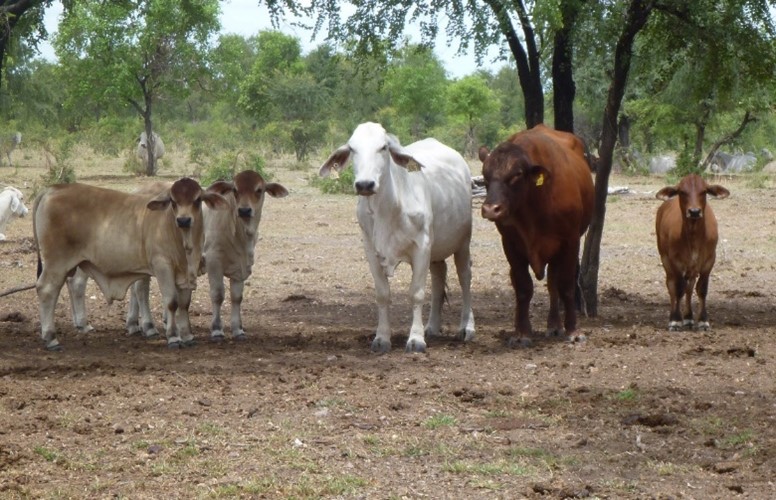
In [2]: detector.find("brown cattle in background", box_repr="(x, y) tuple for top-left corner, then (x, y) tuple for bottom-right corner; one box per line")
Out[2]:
(479, 124), (594, 347)
(655, 174), (730, 331)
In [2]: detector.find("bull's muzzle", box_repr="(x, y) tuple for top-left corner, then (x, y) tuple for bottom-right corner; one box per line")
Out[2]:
(686, 208), (703, 219)
(176, 216), (192, 228)
(481, 203), (505, 221)
(237, 207), (253, 218)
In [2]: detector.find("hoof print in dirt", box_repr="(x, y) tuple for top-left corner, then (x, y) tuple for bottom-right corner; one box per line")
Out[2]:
(507, 336), (533, 348)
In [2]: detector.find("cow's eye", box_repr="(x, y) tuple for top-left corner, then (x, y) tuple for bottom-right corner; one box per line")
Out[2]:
(194, 198), (202, 208)
(256, 188), (264, 195)
(171, 201), (178, 209)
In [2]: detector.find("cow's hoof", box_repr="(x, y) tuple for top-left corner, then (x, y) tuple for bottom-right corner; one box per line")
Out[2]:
(210, 333), (225, 343)
(233, 333), (247, 342)
(567, 333), (587, 344)
(683, 319), (694, 329)
(167, 341), (182, 349)
(405, 339), (427, 353)
(457, 327), (475, 342)
(182, 339), (197, 348)
(46, 340), (63, 352)
(697, 321), (710, 331)
(668, 321), (683, 332)
(126, 324), (142, 336)
(424, 326), (440, 338)
(76, 324), (94, 334)
(508, 336), (532, 348)
(143, 330), (160, 340)
(546, 327), (565, 339)
(371, 338), (391, 354)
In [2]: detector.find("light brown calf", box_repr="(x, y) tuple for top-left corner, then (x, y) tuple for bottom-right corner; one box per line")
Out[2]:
(655, 174), (730, 331)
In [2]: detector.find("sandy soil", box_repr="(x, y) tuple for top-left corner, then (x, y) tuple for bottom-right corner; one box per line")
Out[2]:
(1, 157), (775, 499)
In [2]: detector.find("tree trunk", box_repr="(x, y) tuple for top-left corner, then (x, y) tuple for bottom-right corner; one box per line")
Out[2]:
(700, 111), (757, 169)
(580, 0), (654, 317)
(553, 0), (586, 132)
(143, 89), (156, 176)
(484, 0), (543, 128)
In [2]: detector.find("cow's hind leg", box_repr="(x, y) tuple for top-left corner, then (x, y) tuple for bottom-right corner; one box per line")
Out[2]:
(229, 278), (246, 340)
(424, 260), (446, 338)
(155, 269), (183, 348)
(695, 271), (712, 331)
(127, 278), (159, 339)
(405, 257), (430, 353)
(453, 247), (475, 342)
(66, 267), (94, 334)
(37, 270), (67, 351)
(545, 263), (563, 338)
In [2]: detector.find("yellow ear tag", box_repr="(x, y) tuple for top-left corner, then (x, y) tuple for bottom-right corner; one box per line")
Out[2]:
(535, 173), (544, 187)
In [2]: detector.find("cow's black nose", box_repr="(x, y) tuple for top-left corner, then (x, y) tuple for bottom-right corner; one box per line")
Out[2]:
(687, 208), (702, 219)
(176, 217), (192, 228)
(238, 207), (252, 218)
(354, 181), (376, 195)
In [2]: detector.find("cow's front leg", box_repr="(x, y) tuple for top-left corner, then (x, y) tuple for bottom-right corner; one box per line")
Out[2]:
(665, 270), (685, 331)
(406, 254), (430, 353)
(229, 278), (246, 340)
(683, 275), (697, 329)
(175, 286), (195, 346)
(695, 271), (712, 331)
(364, 243), (392, 353)
(66, 267), (94, 334)
(155, 269), (183, 348)
(424, 260), (446, 338)
(207, 264), (226, 342)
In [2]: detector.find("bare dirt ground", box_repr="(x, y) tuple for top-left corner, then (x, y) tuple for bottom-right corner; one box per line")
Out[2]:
(1, 154), (775, 499)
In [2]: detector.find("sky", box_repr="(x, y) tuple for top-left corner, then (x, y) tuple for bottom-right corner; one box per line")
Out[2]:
(39, 0), (505, 79)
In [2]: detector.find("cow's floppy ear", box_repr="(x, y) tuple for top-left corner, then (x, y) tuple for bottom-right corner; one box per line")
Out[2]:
(478, 146), (490, 163)
(202, 191), (228, 209)
(388, 142), (424, 172)
(319, 145), (351, 177)
(656, 187), (679, 201)
(207, 180), (234, 195)
(147, 192), (171, 211)
(706, 185), (730, 199)
(10, 195), (19, 212)
(527, 165), (551, 187)
(266, 183), (289, 198)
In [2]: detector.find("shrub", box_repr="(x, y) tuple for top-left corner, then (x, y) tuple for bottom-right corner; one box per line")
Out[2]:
(310, 165), (355, 195)
(199, 151), (270, 187)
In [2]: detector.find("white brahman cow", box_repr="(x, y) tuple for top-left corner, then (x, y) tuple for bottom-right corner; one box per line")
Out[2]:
(0, 186), (28, 240)
(319, 122), (475, 353)
(34, 178), (226, 351)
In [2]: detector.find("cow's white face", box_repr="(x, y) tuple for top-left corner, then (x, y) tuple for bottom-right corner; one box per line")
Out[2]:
(319, 122), (419, 197)
(6, 188), (28, 217)
(348, 122), (393, 196)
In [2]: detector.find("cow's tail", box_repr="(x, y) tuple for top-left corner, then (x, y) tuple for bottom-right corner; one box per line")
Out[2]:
(575, 259), (588, 317)
(32, 189), (45, 280)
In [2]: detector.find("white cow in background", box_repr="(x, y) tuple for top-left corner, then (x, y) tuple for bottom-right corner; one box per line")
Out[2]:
(0, 186), (28, 240)
(1, 132), (21, 167)
(137, 131), (165, 174)
(319, 122), (475, 353)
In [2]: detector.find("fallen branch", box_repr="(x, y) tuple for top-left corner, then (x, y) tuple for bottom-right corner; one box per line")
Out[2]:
(0, 283), (35, 298)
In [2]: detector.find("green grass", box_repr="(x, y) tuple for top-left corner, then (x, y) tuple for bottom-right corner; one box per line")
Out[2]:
(423, 414), (457, 429)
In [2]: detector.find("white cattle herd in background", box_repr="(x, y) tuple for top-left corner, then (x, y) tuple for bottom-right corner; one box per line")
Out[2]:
(0, 123), (751, 352)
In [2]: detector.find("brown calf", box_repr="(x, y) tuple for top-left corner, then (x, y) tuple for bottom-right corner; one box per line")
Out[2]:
(655, 174), (730, 331)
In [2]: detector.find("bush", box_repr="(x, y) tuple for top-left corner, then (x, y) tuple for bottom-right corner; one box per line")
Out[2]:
(199, 151), (270, 187)
(309, 165), (355, 195)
